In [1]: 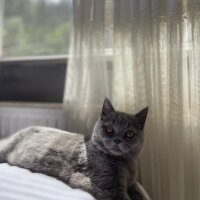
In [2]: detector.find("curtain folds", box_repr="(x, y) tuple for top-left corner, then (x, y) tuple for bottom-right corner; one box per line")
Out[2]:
(64, 0), (200, 199)
(64, 0), (110, 134)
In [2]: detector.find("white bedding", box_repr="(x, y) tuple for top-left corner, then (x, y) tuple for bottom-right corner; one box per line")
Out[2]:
(0, 163), (94, 200)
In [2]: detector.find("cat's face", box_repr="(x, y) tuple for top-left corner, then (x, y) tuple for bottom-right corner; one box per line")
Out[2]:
(92, 98), (148, 157)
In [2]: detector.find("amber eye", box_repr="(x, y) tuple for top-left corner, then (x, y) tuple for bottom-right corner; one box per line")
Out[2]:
(126, 131), (135, 138)
(105, 125), (113, 133)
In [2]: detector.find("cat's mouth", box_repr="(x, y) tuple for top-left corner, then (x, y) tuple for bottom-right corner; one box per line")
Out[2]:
(109, 147), (123, 156)
(103, 140), (123, 156)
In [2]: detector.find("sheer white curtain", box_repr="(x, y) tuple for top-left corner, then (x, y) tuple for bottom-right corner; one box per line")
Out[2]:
(64, 0), (200, 199)
(64, 0), (111, 134)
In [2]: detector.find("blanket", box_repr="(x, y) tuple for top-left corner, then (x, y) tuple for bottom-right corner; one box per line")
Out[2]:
(0, 163), (94, 200)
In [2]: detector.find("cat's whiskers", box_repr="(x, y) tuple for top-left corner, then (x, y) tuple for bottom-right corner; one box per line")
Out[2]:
(118, 144), (130, 154)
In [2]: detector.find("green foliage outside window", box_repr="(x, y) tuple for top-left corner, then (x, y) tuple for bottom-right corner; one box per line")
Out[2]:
(3, 0), (72, 57)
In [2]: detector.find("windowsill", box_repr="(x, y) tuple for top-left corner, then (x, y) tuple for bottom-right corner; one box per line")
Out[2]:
(0, 55), (68, 63)
(0, 102), (63, 109)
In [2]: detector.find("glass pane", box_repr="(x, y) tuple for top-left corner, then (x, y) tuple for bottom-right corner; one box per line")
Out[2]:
(1, 0), (72, 58)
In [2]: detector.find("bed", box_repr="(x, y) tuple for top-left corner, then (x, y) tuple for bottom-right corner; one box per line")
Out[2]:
(0, 163), (95, 200)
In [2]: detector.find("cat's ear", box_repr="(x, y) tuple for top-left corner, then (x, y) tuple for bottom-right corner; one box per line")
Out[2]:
(101, 98), (115, 116)
(135, 107), (148, 130)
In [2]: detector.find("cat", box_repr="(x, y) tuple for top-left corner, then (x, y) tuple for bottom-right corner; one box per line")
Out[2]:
(0, 98), (151, 200)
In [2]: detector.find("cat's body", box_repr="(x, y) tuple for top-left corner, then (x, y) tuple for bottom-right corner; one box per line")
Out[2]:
(0, 99), (151, 200)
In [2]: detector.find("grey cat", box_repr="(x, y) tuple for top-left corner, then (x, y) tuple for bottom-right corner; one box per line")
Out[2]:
(0, 98), (151, 200)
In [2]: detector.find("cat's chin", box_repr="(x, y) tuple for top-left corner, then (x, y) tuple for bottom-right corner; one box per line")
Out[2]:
(104, 145), (124, 156)
(109, 149), (124, 156)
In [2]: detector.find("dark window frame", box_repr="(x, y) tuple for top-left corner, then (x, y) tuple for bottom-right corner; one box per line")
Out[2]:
(0, 56), (67, 103)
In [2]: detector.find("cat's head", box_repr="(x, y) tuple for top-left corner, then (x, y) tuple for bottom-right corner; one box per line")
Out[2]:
(92, 98), (148, 157)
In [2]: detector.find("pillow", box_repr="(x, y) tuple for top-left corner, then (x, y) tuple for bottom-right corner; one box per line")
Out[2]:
(0, 163), (94, 200)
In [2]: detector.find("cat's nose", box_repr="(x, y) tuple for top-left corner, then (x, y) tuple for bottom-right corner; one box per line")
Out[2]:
(114, 139), (121, 144)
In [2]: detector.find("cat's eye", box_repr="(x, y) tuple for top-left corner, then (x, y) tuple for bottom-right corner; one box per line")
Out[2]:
(105, 125), (113, 133)
(126, 131), (135, 138)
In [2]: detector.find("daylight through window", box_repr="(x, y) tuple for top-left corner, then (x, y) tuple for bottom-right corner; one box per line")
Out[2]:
(0, 0), (72, 59)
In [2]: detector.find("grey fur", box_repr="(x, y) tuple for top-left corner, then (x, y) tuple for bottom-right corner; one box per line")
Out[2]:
(0, 98), (151, 200)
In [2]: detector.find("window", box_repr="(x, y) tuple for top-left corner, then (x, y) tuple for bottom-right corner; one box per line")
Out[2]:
(0, 0), (72, 59)
(0, 0), (72, 103)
